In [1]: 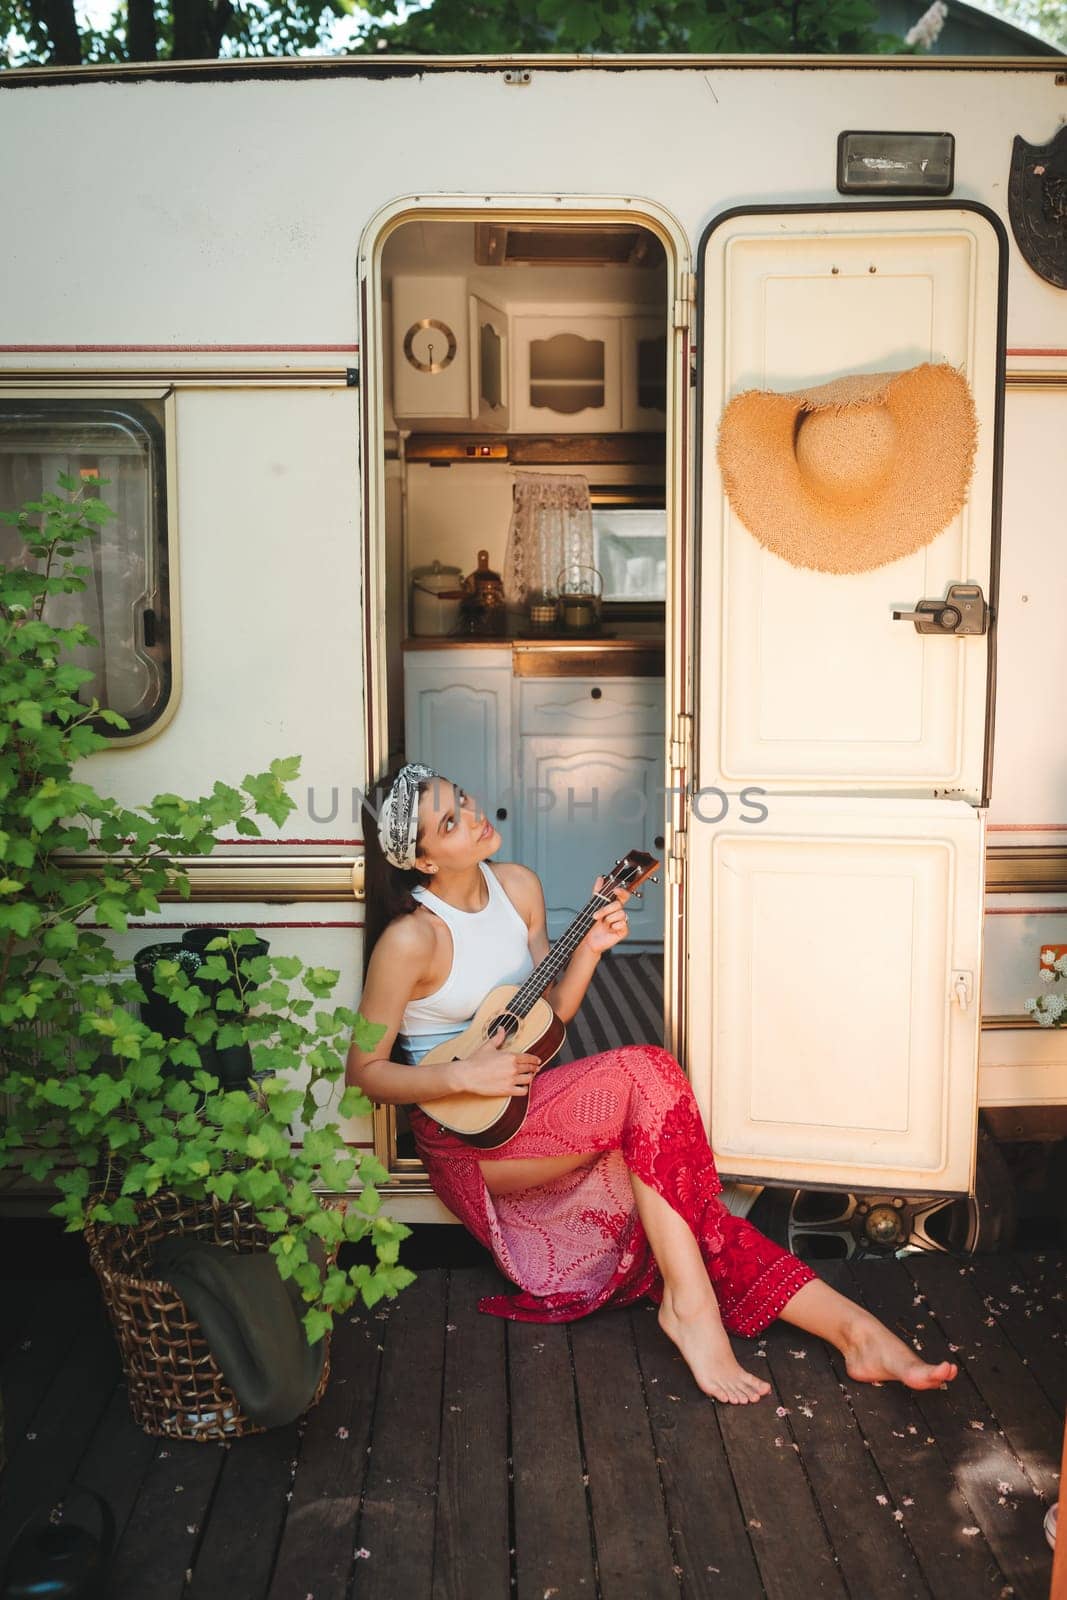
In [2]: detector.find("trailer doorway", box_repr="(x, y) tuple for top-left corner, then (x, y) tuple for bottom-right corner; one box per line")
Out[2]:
(357, 196), (693, 1179)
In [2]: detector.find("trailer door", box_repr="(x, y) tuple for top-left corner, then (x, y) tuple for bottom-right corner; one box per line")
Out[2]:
(689, 205), (1005, 1194)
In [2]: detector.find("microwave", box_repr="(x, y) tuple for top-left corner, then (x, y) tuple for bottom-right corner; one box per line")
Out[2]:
(592, 506), (667, 602)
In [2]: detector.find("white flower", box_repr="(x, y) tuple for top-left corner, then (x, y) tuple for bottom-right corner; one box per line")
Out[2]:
(1041, 949), (1058, 965)
(1055, 955), (1067, 976)
(1039, 968), (1055, 983)
(905, 0), (948, 48)
(1023, 998), (1038, 1013)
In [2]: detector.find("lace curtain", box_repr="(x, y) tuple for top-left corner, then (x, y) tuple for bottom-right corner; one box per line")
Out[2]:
(502, 473), (594, 609)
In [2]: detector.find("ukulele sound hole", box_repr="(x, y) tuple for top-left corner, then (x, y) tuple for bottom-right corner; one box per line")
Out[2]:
(487, 1012), (519, 1041)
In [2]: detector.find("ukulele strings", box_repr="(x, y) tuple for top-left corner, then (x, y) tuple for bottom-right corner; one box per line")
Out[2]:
(504, 874), (634, 1025)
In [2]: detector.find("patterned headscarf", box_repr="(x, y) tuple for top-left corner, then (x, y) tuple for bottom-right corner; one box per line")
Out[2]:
(377, 762), (440, 870)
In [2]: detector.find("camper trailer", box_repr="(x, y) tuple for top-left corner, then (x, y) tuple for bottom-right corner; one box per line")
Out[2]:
(1, 49), (1064, 1247)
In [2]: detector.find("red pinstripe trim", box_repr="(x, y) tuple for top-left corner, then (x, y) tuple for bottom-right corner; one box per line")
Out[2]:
(0, 343), (359, 353)
(1007, 348), (1067, 357)
(211, 838), (365, 846)
(82, 919), (364, 929)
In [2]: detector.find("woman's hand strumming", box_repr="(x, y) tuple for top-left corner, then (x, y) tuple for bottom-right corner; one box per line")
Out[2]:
(454, 1025), (542, 1098)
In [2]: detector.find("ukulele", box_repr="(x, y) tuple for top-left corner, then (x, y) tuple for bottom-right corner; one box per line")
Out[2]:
(414, 849), (661, 1149)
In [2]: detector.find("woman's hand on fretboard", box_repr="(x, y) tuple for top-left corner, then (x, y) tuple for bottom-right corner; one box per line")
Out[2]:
(579, 875), (632, 955)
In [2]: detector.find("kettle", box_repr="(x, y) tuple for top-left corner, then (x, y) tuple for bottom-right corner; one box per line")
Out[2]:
(457, 549), (507, 637)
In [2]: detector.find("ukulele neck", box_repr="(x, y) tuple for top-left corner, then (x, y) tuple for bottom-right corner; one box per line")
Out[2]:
(509, 891), (616, 1017)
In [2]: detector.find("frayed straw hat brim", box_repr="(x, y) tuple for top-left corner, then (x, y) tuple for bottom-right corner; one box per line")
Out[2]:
(716, 363), (978, 575)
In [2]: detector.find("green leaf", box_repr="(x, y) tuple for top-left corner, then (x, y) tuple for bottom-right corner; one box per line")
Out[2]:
(206, 1170), (237, 1202)
(0, 901), (39, 936)
(302, 1307), (332, 1344)
(353, 1010), (388, 1051)
(13, 700), (42, 730)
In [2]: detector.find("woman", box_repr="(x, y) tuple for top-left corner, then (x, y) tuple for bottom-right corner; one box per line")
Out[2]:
(347, 762), (958, 1405)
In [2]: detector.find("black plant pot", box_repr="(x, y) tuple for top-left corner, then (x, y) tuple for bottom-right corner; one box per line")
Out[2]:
(133, 926), (270, 1089)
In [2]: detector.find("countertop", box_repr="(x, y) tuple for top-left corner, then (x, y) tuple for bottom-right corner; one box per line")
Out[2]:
(402, 629), (665, 675)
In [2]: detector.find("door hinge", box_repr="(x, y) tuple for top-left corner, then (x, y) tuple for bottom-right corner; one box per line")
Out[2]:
(667, 828), (688, 885)
(670, 711), (693, 771)
(672, 271), (697, 332)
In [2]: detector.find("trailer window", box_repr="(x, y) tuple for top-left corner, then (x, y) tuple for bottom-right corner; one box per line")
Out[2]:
(0, 399), (170, 739)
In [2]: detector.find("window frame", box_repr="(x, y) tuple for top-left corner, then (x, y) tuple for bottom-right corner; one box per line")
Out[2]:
(0, 385), (180, 745)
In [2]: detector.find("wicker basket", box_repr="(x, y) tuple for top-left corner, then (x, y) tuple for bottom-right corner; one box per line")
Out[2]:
(84, 1190), (340, 1441)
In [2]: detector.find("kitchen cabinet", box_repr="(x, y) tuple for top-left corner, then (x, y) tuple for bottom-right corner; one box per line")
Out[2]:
(519, 737), (665, 940)
(511, 311), (667, 434)
(511, 314), (622, 432)
(403, 649), (665, 946)
(394, 287), (666, 433)
(621, 316), (668, 431)
(402, 649), (515, 856)
(392, 277), (509, 428)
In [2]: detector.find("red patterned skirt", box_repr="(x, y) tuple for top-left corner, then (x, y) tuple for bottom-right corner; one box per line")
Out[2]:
(406, 1043), (816, 1336)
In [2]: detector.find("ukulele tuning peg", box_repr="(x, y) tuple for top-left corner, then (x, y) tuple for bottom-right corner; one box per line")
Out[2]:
(631, 890), (643, 899)
(650, 874), (660, 884)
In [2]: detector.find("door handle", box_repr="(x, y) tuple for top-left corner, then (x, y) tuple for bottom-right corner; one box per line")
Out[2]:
(893, 583), (989, 636)
(951, 970), (973, 1009)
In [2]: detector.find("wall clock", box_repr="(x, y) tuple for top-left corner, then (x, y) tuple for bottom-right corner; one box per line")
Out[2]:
(402, 318), (458, 374)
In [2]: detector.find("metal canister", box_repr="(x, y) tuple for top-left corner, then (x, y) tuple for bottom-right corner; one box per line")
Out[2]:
(411, 561), (464, 636)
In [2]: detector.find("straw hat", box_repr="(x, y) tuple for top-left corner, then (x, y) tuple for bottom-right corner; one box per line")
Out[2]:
(715, 363), (978, 575)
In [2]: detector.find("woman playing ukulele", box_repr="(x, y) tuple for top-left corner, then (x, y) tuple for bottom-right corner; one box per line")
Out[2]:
(347, 762), (958, 1405)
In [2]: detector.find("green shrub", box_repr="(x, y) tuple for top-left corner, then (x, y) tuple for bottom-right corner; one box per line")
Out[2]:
(0, 474), (413, 1344)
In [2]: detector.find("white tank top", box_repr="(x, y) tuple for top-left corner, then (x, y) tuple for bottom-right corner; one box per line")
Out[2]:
(396, 860), (534, 1065)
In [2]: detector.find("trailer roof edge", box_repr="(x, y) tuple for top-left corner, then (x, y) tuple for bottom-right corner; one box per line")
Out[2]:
(0, 50), (1063, 90)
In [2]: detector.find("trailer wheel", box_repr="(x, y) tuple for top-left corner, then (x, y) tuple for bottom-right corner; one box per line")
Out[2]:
(746, 1124), (1017, 1261)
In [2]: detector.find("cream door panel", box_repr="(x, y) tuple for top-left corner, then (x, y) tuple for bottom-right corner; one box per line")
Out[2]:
(699, 209), (1002, 797)
(688, 795), (984, 1193)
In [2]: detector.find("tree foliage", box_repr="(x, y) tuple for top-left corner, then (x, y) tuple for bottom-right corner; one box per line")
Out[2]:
(3, 0), (902, 68)
(981, 0), (1067, 46)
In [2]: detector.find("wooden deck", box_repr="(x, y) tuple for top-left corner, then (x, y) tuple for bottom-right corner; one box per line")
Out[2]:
(1, 1246), (1062, 1599)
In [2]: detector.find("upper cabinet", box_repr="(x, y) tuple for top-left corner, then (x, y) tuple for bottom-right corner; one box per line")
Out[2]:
(511, 314), (621, 432)
(391, 276), (509, 429)
(511, 312), (667, 433)
(390, 277), (665, 433)
(621, 316), (668, 432)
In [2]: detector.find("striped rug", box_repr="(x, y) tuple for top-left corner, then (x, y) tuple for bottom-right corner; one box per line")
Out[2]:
(555, 951), (665, 1061)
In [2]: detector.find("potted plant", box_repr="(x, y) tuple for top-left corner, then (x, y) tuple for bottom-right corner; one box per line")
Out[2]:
(0, 474), (414, 1439)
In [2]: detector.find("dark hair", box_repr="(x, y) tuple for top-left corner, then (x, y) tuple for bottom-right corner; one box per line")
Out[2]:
(360, 769), (444, 985)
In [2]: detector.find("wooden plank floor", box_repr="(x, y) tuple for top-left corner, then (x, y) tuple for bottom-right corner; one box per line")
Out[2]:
(1, 1249), (1061, 1600)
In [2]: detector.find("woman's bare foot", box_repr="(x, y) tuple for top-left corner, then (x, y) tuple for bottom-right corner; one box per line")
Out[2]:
(840, 1307), (958, 1390)
(657, 1285), (771, 1405)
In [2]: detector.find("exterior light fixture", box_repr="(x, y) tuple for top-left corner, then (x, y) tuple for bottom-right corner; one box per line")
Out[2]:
(837, 130), (955, 196)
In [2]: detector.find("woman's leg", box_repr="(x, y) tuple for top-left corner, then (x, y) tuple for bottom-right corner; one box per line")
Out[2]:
(478, 1093), (771, 1401)
(479, 1153), (597, 1197)
(629, 1171), (771, 1404)
(776, 1277), (958, 1390)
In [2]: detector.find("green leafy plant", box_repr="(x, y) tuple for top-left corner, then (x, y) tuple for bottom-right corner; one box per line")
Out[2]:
(0, 473), (414, 1343)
